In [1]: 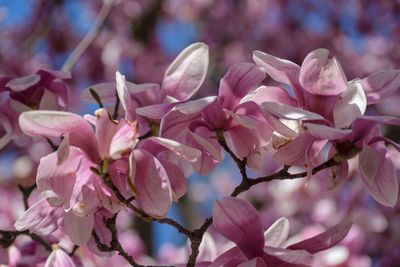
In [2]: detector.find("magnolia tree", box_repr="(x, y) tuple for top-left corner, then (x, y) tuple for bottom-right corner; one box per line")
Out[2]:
(1, 2), (400, 267)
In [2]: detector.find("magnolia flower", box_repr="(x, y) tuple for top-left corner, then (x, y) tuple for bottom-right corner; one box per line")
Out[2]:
(0, 69), (71, 150)
(253, 48), (400, 207)
(82, 42), (209, 136)
(211, 197), (352, 267)
(159, 62), (270, 174)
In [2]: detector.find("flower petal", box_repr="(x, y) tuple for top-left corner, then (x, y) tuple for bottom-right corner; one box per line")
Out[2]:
(132, 149), (172, 218)
(160, 96), (216, 138)
(304, 123), (352, 140)
(19, 111), (98, 161)
(139, 137), (201, 162)
(6, 74), (40, 92)
(161, 42), (209, 101)
(253, 50), (303, 105)
(37, 148), (83, 208)
(333, 81), (367, 128)
(359, 142), (399, 207)
(213, 197), (264, 259)
(240, 86), (297, 106)
(116, 71), (136, 121)
(159, 159), (187, 201)
(262, 102), (324, 121)
(264, 217), (290, 247)
(361, 70), (400, 104)
(263, 247), (312, 265)
(44, 248), (76, 267)
(299, 48), (347, 96)
(61, 210), (94, 245)
(218, 63), (266, 109)
(14, 198), (63, 236)
(224, 126), (260, 160)
(287, 221), (352, 253)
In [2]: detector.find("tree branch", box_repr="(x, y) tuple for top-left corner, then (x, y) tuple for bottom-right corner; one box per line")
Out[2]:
(0, 229), (52, 252)
(92, 214), (143, 267)
(61, 0), (115, 72)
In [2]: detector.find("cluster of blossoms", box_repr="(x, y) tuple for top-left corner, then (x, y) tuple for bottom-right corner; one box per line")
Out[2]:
(0, 42), (400, 266)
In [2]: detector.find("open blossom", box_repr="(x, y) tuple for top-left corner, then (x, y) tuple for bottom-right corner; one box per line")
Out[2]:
(0, 69), (71, 150)
(253, 48), (400, 207)
(13, 68), (203, 245)
(158, 62), (271, 174)
(211, 197), (352, 267)
(82, 42), (209, 136)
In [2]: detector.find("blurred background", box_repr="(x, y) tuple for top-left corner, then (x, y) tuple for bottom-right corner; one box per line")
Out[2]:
(1, 0), (400, 266)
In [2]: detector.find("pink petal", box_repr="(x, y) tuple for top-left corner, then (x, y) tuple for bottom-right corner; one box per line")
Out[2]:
(132, 149), (172, 218)
(37, 148), (83, 208)
(224, 126), (260, 160)
(213, 197), (264, 259)
(333, 81), (367, 128)
(252, 50), (304, 105)
(240, 86), (297, 106)
(303, 123), (352, 140)
(287, 221), (352, 253)
(159, 159), (187, 201)
(218, 63), (266, 109)
(273, 132), (314, 166)
(186, 128), (221, 175)
(160, 96), (216, 138)
(135, 102), (178, 120)
(238, 257), (267, 267)
(264, 217), (290, 247)
(14, 198), (63, 236)
(109, 121), (139, 159)
(361, 70), (400, 104)
(44, 248), (76, 267)
(95, 108), (119, 159)
(225, 109), (258, 129)
(19, 111), (99, 162)
(116, 71), (136, 121)
(61, 210), (94, 245)
(81, 82), (117, 104)
(201, 99), (229, 129)
(210, 247), (246, 267)
(139, 137), (201, 162)
(263, 247), (312, 265)
(161, 42), (209, 101)
(299, 48), (347, 96)
(262, 102), (325, 121)
(359, 142), (399, 207)
(6, 74), (40, 92)
(39, 89), (58, 110)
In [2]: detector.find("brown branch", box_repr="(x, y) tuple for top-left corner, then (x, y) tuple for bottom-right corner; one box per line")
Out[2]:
(18, 184), (37, 210)
(69, 245), (79, 256)
(216, 130), (248, 180)
(92, 214), (142, 267)
(0, 229), (52, 252)
(101, 173), (193, 237)
(61, 0), (115, 72)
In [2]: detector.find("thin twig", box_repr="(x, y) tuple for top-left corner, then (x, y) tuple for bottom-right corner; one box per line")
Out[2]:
(69, 245), (79, 256)
(61, 0), (115, 72)
(92, 214), (143, 267)
(0, 229), (52, 252)
(18, 184), (37, 210)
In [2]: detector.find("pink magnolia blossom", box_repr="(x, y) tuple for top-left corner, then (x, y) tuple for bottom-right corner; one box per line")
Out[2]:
(0, 69), (71, 150)
(211, 197), (352, 267)
(82, 42), (209, 136)
(253, 48), (400, 207)
(159, 62), (270, 174)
